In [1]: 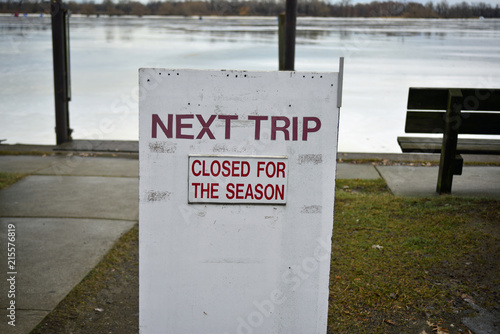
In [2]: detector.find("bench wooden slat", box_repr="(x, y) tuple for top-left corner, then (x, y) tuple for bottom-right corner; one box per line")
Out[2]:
(405, 111), (500, 135)
(408, 88), (500, 111)
(397, 137), (500, 154)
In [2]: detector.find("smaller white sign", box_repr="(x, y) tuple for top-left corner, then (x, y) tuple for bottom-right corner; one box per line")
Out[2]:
(188, 155), (288, 204)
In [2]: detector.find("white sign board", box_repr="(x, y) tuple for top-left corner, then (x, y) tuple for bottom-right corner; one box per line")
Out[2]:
(139, 68), (342, 333)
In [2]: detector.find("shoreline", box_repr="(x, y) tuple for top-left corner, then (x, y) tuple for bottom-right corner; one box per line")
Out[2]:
(2, 141), (499, 164)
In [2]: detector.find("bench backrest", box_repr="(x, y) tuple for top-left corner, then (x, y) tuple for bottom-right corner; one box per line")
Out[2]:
(405, 88), (500, 135)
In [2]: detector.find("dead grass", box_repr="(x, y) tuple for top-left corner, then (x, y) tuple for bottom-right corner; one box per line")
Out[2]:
(329, 179), (500, 333)
(0, 172), (26, 189)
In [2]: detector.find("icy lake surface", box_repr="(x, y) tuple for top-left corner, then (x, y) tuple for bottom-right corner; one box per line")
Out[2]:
(1, 15), (500, 152)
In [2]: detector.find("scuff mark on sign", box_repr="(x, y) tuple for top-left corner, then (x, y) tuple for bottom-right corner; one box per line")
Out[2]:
(149, 141), (177, 153)
(146, 190), (171, 202)
(298, 154), (323, 165)
(213, 144), (228, 153)
(301, 205), (322, 214)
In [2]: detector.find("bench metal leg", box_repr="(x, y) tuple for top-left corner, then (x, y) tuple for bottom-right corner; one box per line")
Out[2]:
(437, 89), (462, 194)
(453, 154), (463, 175)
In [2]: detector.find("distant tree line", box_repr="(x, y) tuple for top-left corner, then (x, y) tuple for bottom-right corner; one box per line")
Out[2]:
(1, 0), (499, 18)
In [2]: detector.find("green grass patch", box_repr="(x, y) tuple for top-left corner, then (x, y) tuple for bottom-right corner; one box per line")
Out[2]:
(0, 172), (26, 189)
(329, 179), (500, 332)
(336, 178), (389, 194)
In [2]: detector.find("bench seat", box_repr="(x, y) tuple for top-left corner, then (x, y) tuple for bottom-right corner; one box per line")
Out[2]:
(398, 137), (500, 155)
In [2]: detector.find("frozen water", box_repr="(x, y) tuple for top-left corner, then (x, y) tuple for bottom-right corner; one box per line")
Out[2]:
(1, 15), (500, 152)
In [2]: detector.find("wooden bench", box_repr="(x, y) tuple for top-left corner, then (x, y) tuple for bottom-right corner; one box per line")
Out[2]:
(397, 88), (500, 194)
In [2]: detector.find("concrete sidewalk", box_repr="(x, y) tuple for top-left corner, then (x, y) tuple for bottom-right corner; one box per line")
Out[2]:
(337, 162), (500, 198)
(0, 151), (499, 333)
(0, 155), (138, 334)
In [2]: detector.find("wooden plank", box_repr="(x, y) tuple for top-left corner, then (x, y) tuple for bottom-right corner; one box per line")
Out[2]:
(404, 111), (444, 133)
(461, 89), (500, 111)
(408, 88), (449, 110)
(405, 111), (500, 135)
(397, 137), (500, 154)
(397, 137), (442, 153)
(408, 88), (500, 111)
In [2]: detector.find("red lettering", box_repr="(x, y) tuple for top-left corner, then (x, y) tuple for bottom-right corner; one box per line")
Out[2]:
(241, 161), (250, 177)
(176, 114), (194, 139)
(254, 184), (263, 200)
(210, 160), (221, 177)
(211, 183), (219, 199)
(200, 182), (210, 198)
(218, 115), (238, 139)
(292, 117), (298, 141)
(196, 114), (216, 139)
(276, 162), (286, 178)
(248, 115), (268, 140)
(201, 160), (209, 176)
(192, 160), (201, 176)
(271, 116), (290, 140)
(232, 161), (240, 177)
(152, 114), (172, 138)
(264, 184), (274, 200)
(257, 161), (265, 177)
(154, 114), (320, 141)
(275, 184), (285, 200)
(244, 184), (254, 199)
(210, 182), (284, 201)
(192, 182), (201, 198)
(266, 162), (276, 178)
(302, 117), (321, 141)
(226, 183), (235, 199)
(257, 161), (285, 178)
(222, 160), (231, 177)
(193, 182), (219, 199)
(236, 183), (244, 199)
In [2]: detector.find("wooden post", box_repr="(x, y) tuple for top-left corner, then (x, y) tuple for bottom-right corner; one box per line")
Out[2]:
(436, 89), (462, 194)
(51, 0), (72, 145)
(278, 13), (285, 71)
(283, 0), (297, 71)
